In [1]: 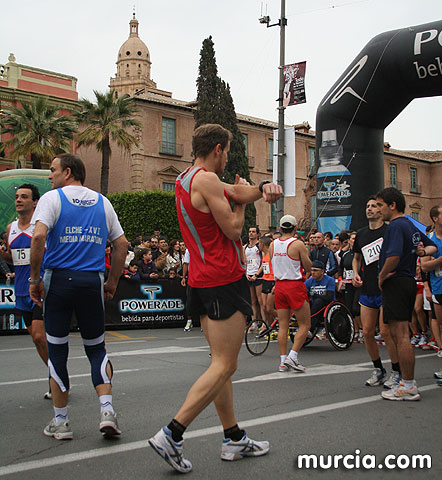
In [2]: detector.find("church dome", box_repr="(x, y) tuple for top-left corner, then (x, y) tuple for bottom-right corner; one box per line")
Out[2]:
(117, 14), (150, 62)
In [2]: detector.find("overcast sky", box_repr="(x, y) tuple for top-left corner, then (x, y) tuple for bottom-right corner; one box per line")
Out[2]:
(2, 0), (441, 150)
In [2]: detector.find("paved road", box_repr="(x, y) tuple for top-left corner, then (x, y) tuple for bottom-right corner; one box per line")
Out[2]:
(1, 328), (441, 479)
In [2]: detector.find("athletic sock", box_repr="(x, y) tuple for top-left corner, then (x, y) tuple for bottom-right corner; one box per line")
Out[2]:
(372, 358), (384, 371)
(288, 349), (298, 361)
(391, 362), (401, 374)
(99, 395), (115, 414)
(54, 406), (68, 425)
(280, 354), (287, 364)
(224, 424), (244, 441)
(167, 418), (186, 443)
(402, 379), (414, 389)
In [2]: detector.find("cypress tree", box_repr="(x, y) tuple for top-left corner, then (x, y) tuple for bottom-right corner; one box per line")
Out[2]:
(195, 37), (256, 232)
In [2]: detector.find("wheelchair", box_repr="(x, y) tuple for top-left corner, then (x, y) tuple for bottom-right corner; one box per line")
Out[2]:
(245, 300), (354, 356)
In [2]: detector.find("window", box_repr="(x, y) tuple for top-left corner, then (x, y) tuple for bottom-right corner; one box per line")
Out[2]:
(411, 212), (419, 221)
(311, 194), (317, 223)
(242, 133), (248, 157)
(161, 117), (176, 155)
(389, 164), (397, 188)
(410, 167), (418, 193)
(268, 138), (274, 171)
(162, 182), (175, 192)
(308, 146), (316, 177)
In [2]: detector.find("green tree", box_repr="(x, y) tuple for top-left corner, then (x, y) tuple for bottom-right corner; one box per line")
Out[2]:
(195, 37), (256, 232)
(0, 96), (77, 169)
(76, 90), (141, 195)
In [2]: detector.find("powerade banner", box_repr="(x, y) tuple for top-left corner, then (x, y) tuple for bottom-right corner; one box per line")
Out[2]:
(0, 283), (27, 331)
(283, 61), (306, 107)
(315, 20), (442, 234)
(105, 278), (187, 327)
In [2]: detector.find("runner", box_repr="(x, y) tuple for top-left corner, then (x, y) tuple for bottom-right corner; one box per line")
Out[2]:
(148, 124), (281, 473)
(29, 154), (128, 438)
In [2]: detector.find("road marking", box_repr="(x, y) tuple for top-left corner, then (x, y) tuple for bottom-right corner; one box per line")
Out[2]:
(0, 384), (438, 476)
(0, 369), (144, 387)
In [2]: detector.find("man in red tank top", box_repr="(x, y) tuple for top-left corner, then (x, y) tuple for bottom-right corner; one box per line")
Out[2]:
(148, 124), (282, 473)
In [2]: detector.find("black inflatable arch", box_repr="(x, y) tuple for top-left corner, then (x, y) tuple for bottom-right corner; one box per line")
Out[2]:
(315, 19), (442, 234)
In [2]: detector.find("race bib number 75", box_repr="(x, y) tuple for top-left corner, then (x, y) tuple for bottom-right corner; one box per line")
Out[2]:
(361, 238), (383, 266)
(11, 248), (31, 266)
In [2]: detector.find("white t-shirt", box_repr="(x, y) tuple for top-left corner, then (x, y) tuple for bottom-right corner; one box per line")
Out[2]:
(32, 186), (124, 242)
(183, 249), (190, 264)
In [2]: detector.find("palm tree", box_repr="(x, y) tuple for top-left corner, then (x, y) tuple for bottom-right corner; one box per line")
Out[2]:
(0, 96), (78, 169)
(76, 90), (141, 195)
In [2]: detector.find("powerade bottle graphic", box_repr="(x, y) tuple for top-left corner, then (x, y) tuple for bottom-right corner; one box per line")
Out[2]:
(316, 129), (352, 234)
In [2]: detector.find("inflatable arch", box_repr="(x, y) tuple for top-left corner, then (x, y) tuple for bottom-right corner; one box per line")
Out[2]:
(315, 19), (442, 234)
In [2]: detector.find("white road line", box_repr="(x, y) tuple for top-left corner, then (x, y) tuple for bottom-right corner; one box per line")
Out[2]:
(0, 384), (438, 476)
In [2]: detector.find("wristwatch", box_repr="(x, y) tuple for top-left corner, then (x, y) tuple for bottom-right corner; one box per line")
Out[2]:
(259, 180), (271, 193)
(28, 276), (42, 285)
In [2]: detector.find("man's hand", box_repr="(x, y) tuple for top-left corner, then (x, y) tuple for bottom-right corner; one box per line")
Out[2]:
(416, 241), (426, 257)
(262, 182), (283, 204)
(29, 282), (45, 307)
(378, 272), (395, 291)
(104, 280), (118, 301)
(352, 272), (363, 288)
(234, 174), (250, 186)
(181, 277), (186, 287)
(150, 273), (159, 279)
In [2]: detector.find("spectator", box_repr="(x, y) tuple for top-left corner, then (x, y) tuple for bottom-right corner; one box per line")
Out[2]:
(179, 240), (186, 256)
(154, 238), (169, 274)
(123, 260), (141, 282)
(150, 236), (161, 262)
(137, 250), (159, 281)
(165, 239), (182, 275)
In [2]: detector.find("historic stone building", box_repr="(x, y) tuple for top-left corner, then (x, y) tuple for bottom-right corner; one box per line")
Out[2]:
(0, 53), (78, 170)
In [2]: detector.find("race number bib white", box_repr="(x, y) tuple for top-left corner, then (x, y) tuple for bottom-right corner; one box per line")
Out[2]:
(263, 262), (270, 274)
(343, 270), (354, 280)
(361, 238), (383, 266)
(247, 258), (259, 268)
(11, 248), (31, 266)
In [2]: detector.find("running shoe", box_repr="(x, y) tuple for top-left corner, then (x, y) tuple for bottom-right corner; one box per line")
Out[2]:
(437, 348), (442, 358)
(381, 381), (420, 401)
(43, 391), (52, 400)
(316, 328), (326, 340)
(418, 333), (429, 348)
(358, 332), (365, 344)
(421, 338), (436, 350)
(365, 368), (386, 386)
(99, 410), (121, 436)
(221, 431), (270, 461)
(43, 418), (73, 440)
(434, 370), (442, 379)
(183, 320), (193, 332)
(437, 379), (442, 387)
(374, 333), (384, 342)
(410, 334), (421, 347)
(148, 426), (192, 473)
(383, 370), (401, 389)
(278, 364), (288, 372)
(284, 356), (306, 372)
(353, 332), (360, 343)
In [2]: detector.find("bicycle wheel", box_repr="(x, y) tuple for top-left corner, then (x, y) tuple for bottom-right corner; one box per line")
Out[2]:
(324, 302), (355, 351)
(245, 319), (271, 356)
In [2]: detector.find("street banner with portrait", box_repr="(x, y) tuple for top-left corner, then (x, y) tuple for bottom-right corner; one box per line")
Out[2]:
(283, 62), (306, 107)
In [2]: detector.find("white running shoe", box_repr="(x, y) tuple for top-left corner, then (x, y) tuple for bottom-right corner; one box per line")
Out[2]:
(418, 333), (429, 348)
(278, 364), (288, 372)
(284, 356), (306, 372)
(148, 427), (192, 473)
(43, 418), (73, 440)
(184, 320), (193, 332)
(221, 431), (270, 461)
(437, 348), (442, 358)
(410, 334), (421, 347)
(383, 370), (401, 389)
(43, 391), (52, 400)
(365, 368), (386, 386)
(99, 410), (121, 436)
(381, 381), (420, 401)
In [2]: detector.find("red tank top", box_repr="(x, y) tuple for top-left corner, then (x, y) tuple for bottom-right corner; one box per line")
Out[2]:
(175, 167), (246, 288)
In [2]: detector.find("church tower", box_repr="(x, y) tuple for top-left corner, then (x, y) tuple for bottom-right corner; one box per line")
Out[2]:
(109, 13), (171, 98)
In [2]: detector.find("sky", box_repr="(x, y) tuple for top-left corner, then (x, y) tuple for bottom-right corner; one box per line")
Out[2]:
(1, 0), (442, 151)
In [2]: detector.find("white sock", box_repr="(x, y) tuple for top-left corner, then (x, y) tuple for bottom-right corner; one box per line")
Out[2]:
(99, 394), (115, 414)
(402, 379), (414, 389)
(54, 406), (68, 425)
(288, 349), (298, 361)
(280, 355), (287, 364)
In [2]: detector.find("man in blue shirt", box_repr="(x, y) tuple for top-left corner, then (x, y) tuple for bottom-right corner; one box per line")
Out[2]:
(305, 260), (335, 333)
(376, 188), (436, 401)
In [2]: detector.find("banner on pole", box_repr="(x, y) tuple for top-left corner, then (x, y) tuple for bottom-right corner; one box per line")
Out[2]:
(283, 62), (306, 107)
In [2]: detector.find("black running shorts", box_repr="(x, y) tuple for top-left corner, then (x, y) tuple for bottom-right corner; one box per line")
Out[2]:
(187, 275), (253, 320)
(261, 280), (275, 294)
(382, 276), (416, 323)
(18, 304), (43, 328)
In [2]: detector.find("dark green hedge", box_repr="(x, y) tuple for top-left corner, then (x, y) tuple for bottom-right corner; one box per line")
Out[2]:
(107, 190), (182, 242)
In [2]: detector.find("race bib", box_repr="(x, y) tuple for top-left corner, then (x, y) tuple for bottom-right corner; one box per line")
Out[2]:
(11, 247), (31, 266)
(361, 237), (383, 266)
(263, 262), (270, 274)
(343, 270), (354, 280)
(247, 258), (259, 268)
